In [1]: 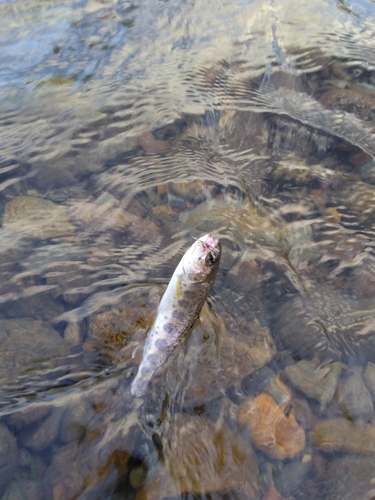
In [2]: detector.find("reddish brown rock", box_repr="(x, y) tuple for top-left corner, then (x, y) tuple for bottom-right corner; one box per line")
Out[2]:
(239, 377), (306, 460)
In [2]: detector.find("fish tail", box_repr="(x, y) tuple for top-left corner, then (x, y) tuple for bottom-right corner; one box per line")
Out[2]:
(130, 368), (154, 397)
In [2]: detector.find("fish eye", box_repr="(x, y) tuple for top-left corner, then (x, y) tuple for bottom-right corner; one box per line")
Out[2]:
(205, 252), (217, 265)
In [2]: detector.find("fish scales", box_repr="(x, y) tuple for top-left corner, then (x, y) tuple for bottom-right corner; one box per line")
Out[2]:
(131, 234), (221, 397)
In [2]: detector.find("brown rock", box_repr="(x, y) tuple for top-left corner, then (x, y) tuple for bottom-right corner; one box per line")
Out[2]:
(239, 378), (306, 460)
(348, 150), (371, 168)
(44, 439), (130, 500)
(160, 413), (260, 498)
(171, 179), (205, 197)
(150, 204), (178, 228)
(319, 88), (375, 121)
(138, 129), (171, 154)
(68, 200), (133, 232)
(135, 464), (179, 500)
(313, 418), (375, 454)
(220, 327), (276, 384)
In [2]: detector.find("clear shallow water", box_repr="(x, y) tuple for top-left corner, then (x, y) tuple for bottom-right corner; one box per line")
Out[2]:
(1, 0), (375, 498)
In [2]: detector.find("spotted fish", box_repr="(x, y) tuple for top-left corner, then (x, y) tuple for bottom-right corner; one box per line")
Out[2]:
(131, 233), (222, 397)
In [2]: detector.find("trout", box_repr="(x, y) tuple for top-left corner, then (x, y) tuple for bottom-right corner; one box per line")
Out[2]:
(131, 233), (221, 397)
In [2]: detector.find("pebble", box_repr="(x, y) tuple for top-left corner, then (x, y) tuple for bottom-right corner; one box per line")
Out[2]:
(43, 434), (131, 499)
(174, 309), (276, 406)
(310, 454), (375, 500)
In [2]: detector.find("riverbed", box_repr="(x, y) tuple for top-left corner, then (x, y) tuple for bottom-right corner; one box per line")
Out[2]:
(1, 0), (375, 498)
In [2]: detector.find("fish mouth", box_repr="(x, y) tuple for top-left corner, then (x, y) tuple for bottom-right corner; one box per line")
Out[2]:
(199, 233), (221, 252)
(205, 234), (215, 247)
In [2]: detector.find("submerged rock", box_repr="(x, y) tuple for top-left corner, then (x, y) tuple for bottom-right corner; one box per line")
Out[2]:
(220, 323), (276, 385)
(59, 397), (94, 443)
(336, 368), (373, 420)
(284, 357), (343, 408)
(319, 88), (375, 122)
(156, 412), (260, 498)
(3, 196), (75, 240)
(0, 318), (68, 384)
(339, 181), (375, 222)
(313, 418), (375, 454)
(309, 454), (375, 500)
(239, 377), (306, 460)
(174, 308), (276, 406)
(270, 287), (375, 362)
(68, 197), (161, 243)
(18, 407), (64, 452)
(179, 197), (279, 243)
(363, 362), (375, 401)
(1, 479), (42, 500)
(0, 423), (17, 494)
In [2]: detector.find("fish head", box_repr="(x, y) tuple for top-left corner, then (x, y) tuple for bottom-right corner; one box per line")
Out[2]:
(183, 233), (222, 282)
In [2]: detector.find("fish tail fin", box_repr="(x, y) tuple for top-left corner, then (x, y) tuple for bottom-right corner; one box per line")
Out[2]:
(130, 368), (153, 398)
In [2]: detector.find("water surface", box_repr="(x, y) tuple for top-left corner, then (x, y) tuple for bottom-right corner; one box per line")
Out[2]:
(1, 0), (375, 498)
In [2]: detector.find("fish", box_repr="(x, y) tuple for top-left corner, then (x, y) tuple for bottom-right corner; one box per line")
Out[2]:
(131, 233), (222, 397)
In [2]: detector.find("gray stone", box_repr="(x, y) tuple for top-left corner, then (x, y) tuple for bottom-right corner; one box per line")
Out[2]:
(284, 357), (343, 408)
(360, 159), (375, 185)
(363, 362), (375, 400)
(337, 369), (374, 420)
(7, 403), (52, 431)
(1, 479), (42, 500)
(0, 423), (17, 494)
(18, 407), (64, 452)
(22, 242), (86, 271)
(60, 398), (94, 443)
(0, 319), (68, 384)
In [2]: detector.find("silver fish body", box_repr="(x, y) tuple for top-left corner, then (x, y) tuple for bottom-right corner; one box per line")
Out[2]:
(131, 234), (221, 397)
